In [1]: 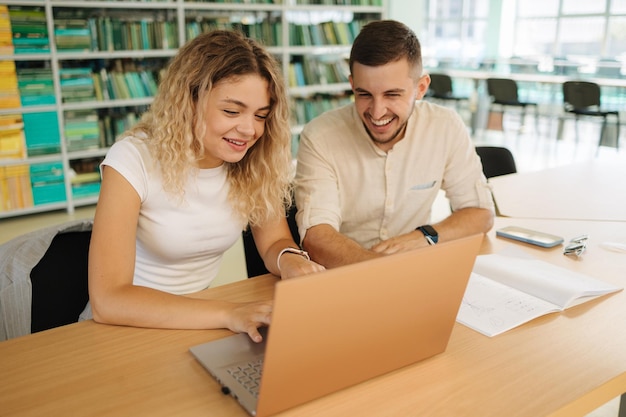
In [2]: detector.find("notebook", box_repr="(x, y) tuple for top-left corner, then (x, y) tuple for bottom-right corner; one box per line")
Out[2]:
(190, 233), (483, 416)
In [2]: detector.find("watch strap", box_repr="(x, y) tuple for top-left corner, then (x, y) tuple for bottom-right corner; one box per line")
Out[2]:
(417, 225), (439, 245)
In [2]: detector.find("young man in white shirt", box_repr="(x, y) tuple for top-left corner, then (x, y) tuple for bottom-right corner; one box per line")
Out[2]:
(295, 20), (494, 268)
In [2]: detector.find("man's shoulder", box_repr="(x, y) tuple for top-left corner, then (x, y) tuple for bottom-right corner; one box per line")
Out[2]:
(410, 100), (467, 132)
(413, 100), (458, 118)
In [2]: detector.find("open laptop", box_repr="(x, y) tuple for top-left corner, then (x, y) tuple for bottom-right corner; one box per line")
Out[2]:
(190, 233), (483, 416)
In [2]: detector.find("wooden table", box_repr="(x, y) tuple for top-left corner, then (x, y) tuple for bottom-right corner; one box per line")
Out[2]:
(1, 217), (625, 417)
(489, 157), (626, 221)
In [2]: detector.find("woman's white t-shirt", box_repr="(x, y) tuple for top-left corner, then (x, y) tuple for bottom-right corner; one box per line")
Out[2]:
(101, 135), (245, 294)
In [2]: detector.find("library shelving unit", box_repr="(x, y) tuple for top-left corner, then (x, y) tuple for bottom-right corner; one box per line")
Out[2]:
(0, 0), (386, 219)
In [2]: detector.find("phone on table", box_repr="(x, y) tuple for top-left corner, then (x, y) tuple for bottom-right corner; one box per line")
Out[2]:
(496, 226), (564, 248)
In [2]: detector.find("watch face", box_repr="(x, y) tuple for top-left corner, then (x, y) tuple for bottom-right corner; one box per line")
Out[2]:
(421, 225), (437, 236)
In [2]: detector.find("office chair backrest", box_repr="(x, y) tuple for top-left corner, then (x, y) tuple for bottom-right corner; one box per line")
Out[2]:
(486, 78), (520, 102)
(428, 73), (454, 97)
(30, 230), (91, 333)
(475, 146), (517, 179)
(242, 203), (301, 278)
(563, 81), (601, 111)
(0, 219), (92, 341)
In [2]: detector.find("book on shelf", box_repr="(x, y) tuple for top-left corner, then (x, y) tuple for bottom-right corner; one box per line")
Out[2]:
(17, 67), (56, 106)
(8, 5), (49, 54)
(64, 110), (101, 152)
(69, 157), (102, 198)
(321, 21), (339, 45)
(0, 114), (26, 159)
(0, 61), (21, 109)
(71, 171), (101, 185)
(55, 26), (92, 51)
(289, 62), (306, 87)
(98, 110), (141, 147)
(92, 73), (105, 101)
(59, 67), (96, 102)
(125, 72), (147, 98)
(139, 71), (159, 96)
(94, 66), (160, 101)
(55, 13), (177, 53)
(291, 94), (352, 126)
(0, 164), (34, 212)
(288, 55), (350, 87)
(456, 253), (622, 337)
(23, 112), (61, 156)
(333, 21), (352, 45)
(289, 20), (367, 47)
(29, 161), (66, 206)
(0, 5), (13, 54)
(112, 72), (132, 99)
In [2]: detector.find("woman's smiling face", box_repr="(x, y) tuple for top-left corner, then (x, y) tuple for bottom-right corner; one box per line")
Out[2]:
(198, 74), (271, 168)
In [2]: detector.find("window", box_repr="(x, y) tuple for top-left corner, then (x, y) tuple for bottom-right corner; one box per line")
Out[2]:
(421, 0), (490, 67)
(513, 0), (626, 75)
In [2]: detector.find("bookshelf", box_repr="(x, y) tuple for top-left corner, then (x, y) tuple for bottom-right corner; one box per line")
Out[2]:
(0, 0), (386, 219)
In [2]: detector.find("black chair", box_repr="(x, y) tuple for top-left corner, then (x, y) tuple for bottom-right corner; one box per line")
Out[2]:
(561, 81), (621, 151)
(475, 146), (517, 179)
(0, 219), (92, 340)
(475, 146), (517, 216)
(426, 73), (468, 108)
(30, 230), (91, 333)
(486, 78), (539, 133)
(242, 203), (301, 278)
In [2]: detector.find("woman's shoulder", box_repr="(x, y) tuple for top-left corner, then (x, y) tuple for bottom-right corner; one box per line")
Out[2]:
(108, 133), (152, 161)
(111, 132), (147, 149)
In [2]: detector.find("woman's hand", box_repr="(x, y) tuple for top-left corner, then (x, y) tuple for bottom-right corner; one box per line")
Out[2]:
(224, 300), (274, 342)
(278, 253), (326, 280)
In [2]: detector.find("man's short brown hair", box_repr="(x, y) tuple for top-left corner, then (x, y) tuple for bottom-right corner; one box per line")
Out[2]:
(349, 20), (422, 78)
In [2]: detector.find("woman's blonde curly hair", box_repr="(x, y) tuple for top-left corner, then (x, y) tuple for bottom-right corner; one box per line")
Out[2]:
(126, 30), (292, 227)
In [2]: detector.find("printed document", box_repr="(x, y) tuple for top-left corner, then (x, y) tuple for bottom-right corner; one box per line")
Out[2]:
(456, 254), (622, 337)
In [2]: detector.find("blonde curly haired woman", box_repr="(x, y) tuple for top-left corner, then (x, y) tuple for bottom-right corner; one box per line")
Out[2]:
(88, 31), (324, 342)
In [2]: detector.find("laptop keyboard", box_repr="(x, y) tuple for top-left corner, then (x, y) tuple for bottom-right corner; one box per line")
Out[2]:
(226, 357), (264, 398)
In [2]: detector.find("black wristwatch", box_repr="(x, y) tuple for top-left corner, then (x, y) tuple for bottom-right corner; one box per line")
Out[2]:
(417, 225), (439, 245)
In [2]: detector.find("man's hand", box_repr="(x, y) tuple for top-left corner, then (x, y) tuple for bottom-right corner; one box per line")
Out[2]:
(370, 230), (429, 254)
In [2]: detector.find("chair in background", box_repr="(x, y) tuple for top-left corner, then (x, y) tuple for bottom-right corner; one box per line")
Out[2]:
(242, 203), (300, 278)
(426, 73), (469, 110)
(486, 78), (539, 134)
(475, 146), (517, 179)
(0, 219), (92, 341)
(475, 146), (517, 216)
(30, 230), (92, 333)
(559, 81), (621, 151)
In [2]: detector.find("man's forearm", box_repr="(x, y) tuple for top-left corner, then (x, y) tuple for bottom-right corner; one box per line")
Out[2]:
(432, 207), (494, 242)
(302, 224), (381, 268)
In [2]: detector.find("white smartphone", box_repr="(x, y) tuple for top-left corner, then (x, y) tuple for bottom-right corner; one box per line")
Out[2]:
(496, 226), (564, 248)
